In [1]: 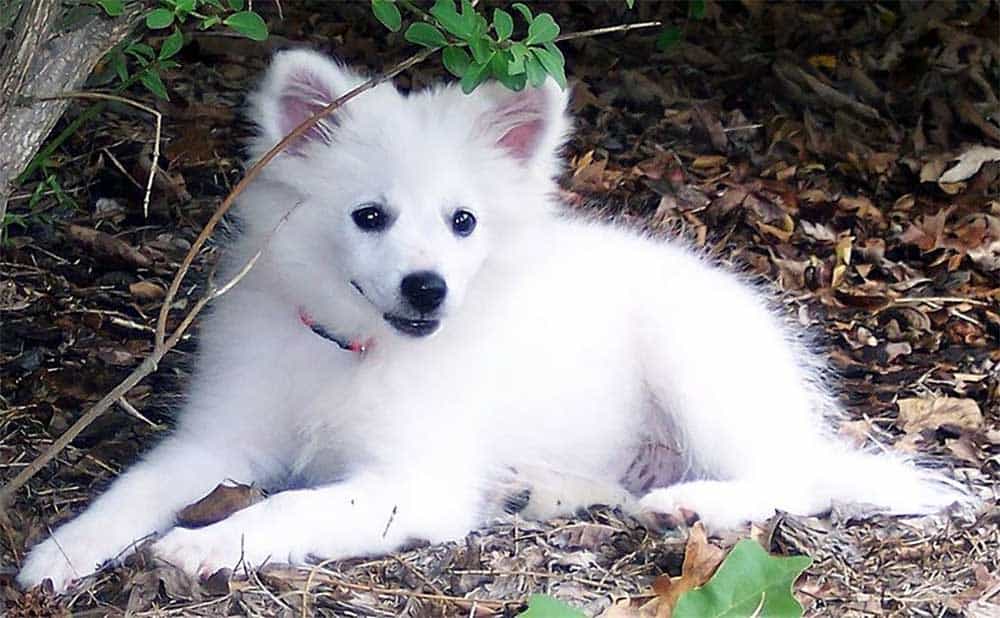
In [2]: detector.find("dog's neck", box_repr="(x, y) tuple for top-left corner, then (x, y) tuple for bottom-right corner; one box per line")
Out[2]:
(297, 307), (372, 355)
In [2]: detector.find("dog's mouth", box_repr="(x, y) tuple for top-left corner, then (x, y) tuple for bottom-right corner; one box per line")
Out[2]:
(383, 314), (440, 337)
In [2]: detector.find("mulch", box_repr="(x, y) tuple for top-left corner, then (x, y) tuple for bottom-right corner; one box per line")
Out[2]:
(1, 2), (997, 616)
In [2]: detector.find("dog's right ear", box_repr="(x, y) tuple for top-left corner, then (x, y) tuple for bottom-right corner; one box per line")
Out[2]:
(250, 49), (365, 156)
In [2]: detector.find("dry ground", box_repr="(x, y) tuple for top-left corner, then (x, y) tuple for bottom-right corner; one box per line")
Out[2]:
(1, 2), (998, 616)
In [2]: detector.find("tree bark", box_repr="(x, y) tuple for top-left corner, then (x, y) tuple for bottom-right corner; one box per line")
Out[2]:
(0, 1), (141, 220)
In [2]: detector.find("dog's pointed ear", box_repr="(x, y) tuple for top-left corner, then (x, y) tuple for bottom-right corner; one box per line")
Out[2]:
(251, 49), (364, 156)
(473, 78), (571, 178)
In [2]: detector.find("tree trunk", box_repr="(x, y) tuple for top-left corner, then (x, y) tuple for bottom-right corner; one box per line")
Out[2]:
(0, 1), (142, 221)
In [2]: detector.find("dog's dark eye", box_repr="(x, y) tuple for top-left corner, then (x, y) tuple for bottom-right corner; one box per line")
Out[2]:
(451, 209), (476, 237)
(352, 204), (390, 232)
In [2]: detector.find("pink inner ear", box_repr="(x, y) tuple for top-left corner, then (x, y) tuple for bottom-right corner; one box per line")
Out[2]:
(278, 70), (337, 155)
(498, 119), (544, 161)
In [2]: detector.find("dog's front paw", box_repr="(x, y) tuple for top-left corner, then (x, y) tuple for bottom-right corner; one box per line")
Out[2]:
(638, 481), (774, 532)
(153, 525), (246, 578)
(18, 532), (112, 593)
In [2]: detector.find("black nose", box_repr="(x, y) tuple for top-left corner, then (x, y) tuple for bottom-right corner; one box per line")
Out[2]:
(400, 271), (447, 313)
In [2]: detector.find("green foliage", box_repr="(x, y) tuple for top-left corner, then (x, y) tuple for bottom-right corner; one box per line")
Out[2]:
(92, 0), (270, 100)
(673, 540), (811, 618)
(653, 0), (707, 51)
(371, 0), (567, 93)
(516, 594), (586, 618)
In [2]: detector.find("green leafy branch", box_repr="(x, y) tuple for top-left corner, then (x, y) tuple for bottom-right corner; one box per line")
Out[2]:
(371, 0), (566, 93)
(93, 0), (268, 100)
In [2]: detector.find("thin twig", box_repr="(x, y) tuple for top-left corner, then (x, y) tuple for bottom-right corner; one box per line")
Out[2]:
(554, 20), (662, 43)
(34, 91), (162, 218)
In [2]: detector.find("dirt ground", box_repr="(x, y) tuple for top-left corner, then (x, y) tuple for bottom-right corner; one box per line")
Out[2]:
(1, 2), (998, 616)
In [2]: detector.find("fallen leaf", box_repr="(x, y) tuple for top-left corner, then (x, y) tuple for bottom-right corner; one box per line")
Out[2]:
(65, 224), (152, 269)
(129, 280), (165, 301)
(896, 397), (983, 434)
(643, 523), (726, 617)
(176, 483), (266, 528)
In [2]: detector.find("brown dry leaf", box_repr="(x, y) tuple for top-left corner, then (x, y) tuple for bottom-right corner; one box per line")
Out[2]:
(643, 522), (726, 618)
(899, 206), (954, 252)
(176, 483), (265, 528)
(937, 146), (1000, 183)
(129, 280), (165, 301)
(897, 397), (984, 434)
(65, 224), (152, 270)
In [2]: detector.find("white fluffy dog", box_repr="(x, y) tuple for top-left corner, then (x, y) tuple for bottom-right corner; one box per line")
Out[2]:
(18, 50), (965, 592)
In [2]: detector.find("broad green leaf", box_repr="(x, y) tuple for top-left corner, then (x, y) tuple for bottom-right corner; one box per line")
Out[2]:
(126, 42), (156, 59)
(493, 8), (513, 40)
(224, 11), (268, 40)
(201, 15), (221, 29)
(110, 51), (128, 82)
(524, 54), (545, 87)
(492, 51), (526, 91)
(442, 46), (471, 78)
(511, 2), (533, 23)
(159, 27), (184, 60)
(430, 0), (470, 39)
(674, 540), (811, 618)
(175, 0), (196, 15)
(139, 69), (169, 100)
(656, 25), (682, 50)
(371, 0), (402, 32)
(525, 13), (559, 44)
(405, 22), (447, 48)
(543, 41), (564, 64)
(96, 0), (124, 16)
(145, 8), (174, 29)
(517, 595), (586, 618)
(459, 61), (490, 94)
(469, 35), (493, 64)
(508, 42), (529, 75)
(227, 0), (246, 9)
(625, 0), (635, 8)
(531, 47), (566, 89)
(690, 0), (707, 20)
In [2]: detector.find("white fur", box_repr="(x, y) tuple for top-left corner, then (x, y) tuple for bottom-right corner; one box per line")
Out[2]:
(18, 50), (968, 592)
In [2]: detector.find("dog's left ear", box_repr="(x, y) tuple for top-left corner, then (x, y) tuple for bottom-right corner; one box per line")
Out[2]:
(473, 78), (571, 178)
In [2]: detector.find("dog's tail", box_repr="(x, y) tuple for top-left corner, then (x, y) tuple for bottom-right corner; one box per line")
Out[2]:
(806, 443), (974, 516)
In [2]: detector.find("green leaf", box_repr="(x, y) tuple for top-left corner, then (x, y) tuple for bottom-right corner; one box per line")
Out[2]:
(524, 54), (545, 88)
(159, 27), (184, 60)
(110, 51), (129, 83)
(525, 13), (559, 44)
(126, 42), (156, 59)
(175, 0), (197, 15)
(371, 0), (402, 32)
(202, 0), (225, 9)
(625, 0), (635, 8)
(508, 42), (529, 75)
(517, 595), (586, 618)
(491, 51), (526, 91)
(224, 11), (268, 40)
(430, 0), (470, 39)
(674, 540), (811, 618)
(689, 0), (707, 20)
(145, 8), (175, 29)
(139, 69), (169, 100)
(469, 35), (493, 65)
(493, 8), (513, 41)
(531, 47), (566, 89)
(96, 0), (124, 16)
(201, 15), (221, 29)
(459, 61), (490, 94)
(543, 41), (565, 64)
(442, 46), (471, 78)
(227, 0), (246, 9)
(405, 22), (447, 48)
(511, 2), (532, 23)
(656, 25), (682, 50)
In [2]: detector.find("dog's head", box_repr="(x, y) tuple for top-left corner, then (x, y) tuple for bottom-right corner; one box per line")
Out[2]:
(242, 50), (570, 340)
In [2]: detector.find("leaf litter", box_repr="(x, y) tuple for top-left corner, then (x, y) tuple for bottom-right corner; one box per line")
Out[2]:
(1, 2), (998, 616)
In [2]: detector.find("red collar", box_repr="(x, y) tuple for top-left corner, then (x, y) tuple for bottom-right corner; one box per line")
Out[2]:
(298, 307), (372, 355)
